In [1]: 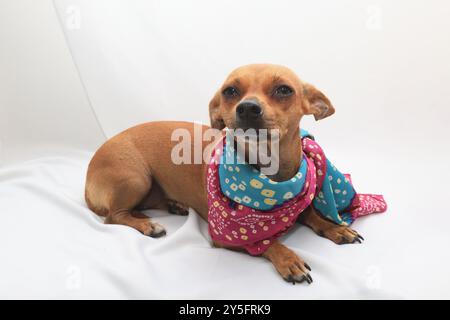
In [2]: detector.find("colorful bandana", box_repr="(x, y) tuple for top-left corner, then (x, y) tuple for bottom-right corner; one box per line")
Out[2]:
(207, 130), (387, 255)
(218, 139), (309, 211)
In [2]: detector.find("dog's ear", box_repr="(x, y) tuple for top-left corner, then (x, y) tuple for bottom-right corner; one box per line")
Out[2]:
(209, 91), (225, 129)
(301, 83), (335, 121)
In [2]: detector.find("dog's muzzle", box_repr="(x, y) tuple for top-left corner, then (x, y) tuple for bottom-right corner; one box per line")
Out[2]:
(235, 99), (263, 129)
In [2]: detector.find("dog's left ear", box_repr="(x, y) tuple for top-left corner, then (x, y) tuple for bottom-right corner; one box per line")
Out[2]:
(209, 91), (225, 130)
(301, 83), (335, 121)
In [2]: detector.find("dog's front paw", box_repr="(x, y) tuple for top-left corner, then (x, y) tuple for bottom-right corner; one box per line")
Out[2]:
(263, 241), (312, 284)
(320, 225), (363, 245)
(279, 254), (313, 285)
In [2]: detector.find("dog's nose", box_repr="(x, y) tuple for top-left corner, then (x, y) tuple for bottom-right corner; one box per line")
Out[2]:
(236, 100), (263, 120)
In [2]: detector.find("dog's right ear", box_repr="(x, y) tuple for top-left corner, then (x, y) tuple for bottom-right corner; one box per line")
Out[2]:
(209, 91), (225, 130)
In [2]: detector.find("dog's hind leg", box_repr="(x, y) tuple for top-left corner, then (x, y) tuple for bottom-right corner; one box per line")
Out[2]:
(105, 209), (166, 237)
(167, 199), (189, 216)
(105, 174), (166, 237)
(87, 169), (166, 237)
(136, 182), (189, 216)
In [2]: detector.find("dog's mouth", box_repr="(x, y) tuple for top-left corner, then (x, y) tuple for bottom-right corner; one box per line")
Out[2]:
(227, 128), (281, 150)
(229, 118), (280, 141)
(234, 118), (264, 131)
(230, 126), (267, 143)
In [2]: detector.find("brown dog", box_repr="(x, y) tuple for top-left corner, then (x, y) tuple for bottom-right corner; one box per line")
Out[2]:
(85, 64), (363, 284)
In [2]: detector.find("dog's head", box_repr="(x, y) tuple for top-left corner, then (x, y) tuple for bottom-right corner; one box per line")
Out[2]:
(209, 64), (335, 139)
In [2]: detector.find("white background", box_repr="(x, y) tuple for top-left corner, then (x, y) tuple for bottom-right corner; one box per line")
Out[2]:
(0, 0), (105, 164)
(1, 0), (450, 299)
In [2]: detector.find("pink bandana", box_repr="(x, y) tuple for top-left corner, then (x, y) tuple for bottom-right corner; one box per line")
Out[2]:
(207, 136), (386, 255)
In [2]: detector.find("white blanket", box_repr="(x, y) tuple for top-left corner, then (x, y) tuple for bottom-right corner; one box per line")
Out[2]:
(4, 146), (449, 299)
(1, 0), (450, 299)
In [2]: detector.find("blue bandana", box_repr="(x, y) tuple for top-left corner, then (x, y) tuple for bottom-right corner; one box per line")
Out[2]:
(218, 129), (357, 225)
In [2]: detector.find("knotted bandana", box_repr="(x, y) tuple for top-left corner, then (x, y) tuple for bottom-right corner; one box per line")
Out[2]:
(207, 129), (387, 255)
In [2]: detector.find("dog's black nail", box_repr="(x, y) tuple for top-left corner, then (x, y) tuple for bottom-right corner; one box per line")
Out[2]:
(358, 234), (365, 241)
(307, 274), (313, 283)
(354, 237), (361, 244)
(304, 263), (311, 271)
(285, 275), (294, 284)
(306, 274), (313, 284)
(149, 229), (166, 238)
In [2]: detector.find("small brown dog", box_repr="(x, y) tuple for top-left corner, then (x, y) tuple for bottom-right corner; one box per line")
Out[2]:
(85, 64), (362, 284)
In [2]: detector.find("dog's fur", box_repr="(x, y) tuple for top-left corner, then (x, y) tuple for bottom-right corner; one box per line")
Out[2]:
(85, 64), (362, 284)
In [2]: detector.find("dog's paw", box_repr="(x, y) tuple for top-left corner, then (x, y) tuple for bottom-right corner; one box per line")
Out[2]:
(272, 250), (313, 284)
(167, 200), (189, 216)
(282, 259), (313, 285)
(140, 219), (167, 238)
(319, 225), (363, 245)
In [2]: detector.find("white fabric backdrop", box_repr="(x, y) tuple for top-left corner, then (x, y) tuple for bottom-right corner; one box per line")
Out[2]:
(0, 154), (396, 299)
(0, 0), (105, 165)
(1, 0), (449, 299)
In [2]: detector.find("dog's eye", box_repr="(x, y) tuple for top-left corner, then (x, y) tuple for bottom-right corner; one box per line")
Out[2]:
(222, 86), (239, 98)
(274, 85), (294, 97)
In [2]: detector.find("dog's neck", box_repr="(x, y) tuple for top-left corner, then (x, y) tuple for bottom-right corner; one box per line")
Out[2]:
(244, 127), (302, 182)
(267, 127), (302, 182)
